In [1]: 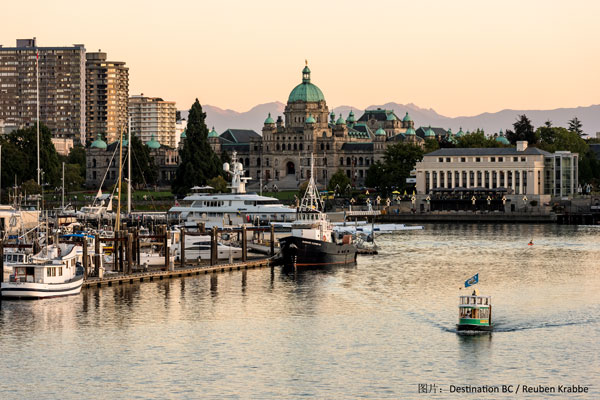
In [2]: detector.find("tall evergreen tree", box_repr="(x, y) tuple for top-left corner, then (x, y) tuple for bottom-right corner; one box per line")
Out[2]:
(505, 114), (538, 145)
(568, 117), (584, 137)
(172, 99), (222, 196)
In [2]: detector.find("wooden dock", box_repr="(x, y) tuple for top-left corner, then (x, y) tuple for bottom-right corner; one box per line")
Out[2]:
(83, 258), (273, 288)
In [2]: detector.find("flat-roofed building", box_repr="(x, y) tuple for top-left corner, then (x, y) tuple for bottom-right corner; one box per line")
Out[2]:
(86, 51), (128, 144)
(129, 95), (177, 148)
(0, 38), (86, 145)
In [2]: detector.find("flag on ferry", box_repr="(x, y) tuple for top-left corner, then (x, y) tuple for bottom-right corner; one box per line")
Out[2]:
(465, 273), (479, 287)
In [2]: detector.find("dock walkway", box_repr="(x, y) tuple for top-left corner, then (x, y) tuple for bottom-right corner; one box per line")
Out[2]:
(83, 258), (273, 288)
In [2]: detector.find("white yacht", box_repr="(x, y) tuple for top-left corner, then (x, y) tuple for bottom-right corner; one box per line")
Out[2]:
(169, 152), (296, 228)
(1, 243), (89, 299)
(173, 234), (242, 261)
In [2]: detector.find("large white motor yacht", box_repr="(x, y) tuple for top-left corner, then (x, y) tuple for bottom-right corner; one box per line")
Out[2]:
(169, 152), (296, 228)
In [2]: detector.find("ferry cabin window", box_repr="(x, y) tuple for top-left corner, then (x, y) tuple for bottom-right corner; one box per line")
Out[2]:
(58, 267), (63, 276)
(478, 298), (482, 304)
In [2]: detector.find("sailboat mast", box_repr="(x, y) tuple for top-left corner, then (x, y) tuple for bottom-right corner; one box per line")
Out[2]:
(115, 127), (124, 231)
(127, 116), (131, 214)
(61, 161), (65, 211)
(36, 47), (40, 187)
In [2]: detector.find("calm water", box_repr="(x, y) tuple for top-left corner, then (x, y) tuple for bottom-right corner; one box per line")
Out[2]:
(1, 224), (599, 399)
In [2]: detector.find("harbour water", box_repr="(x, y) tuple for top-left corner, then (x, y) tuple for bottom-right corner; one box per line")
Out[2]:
(1, 224), (599, 399)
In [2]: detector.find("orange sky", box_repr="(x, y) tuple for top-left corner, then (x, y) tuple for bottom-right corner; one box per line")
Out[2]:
(3, 0), (599, 116)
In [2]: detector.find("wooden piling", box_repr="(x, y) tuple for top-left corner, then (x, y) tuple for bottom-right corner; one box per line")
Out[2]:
(118, 231), (124, 273)
(94, 234), (100, 277)
(113, 231), (119, 273)
(180, 228), (186, 268)
(270, 224), (275, 256)
(241, 225), (247, 262)
(164, 226), (171, 271)
(0, 239), (4, 284)
(127, 233), (133, 274)
(82, 237), (88, 279)
(210, 226), (217, 266)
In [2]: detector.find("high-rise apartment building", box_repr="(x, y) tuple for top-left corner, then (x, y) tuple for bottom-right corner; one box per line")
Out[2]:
(129, 95), (177, 148)
(86, 51), (128, 144)
(0, 38), (86, 145)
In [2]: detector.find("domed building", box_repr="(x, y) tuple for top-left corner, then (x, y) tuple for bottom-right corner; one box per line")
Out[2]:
(209, 63), (424, 190)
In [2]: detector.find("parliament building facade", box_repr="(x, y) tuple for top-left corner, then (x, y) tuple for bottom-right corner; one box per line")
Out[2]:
(208, 64), (427, 190)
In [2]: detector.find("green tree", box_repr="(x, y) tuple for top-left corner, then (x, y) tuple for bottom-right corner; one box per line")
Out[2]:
(64, 164), (85, 191)
(424, 139), (440, 153)
(66, 144), (86, 180)
(366, 143), (424, 193)
(505, 114), (539, 145)
(130, 135), (158, 187)
(568, 117), (584, 137)
(207, 175), (229, 193)
(0, 123), (61, 188)
(172, 99), (222, 196)
(327, 169), (351, 196)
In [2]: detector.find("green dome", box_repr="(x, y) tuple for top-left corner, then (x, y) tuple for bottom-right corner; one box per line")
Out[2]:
(424, 126), (436, 138)
(456, 127), (465, 137)
(91, 133), (107, 149)
(306, 114), (316, 124)
(347, 110), (356, 123)
(403, 112), (412, 122)
(386, 112), (397, 121)
(264, 113), (275, 125)
(288, 64), (325, 103)
(405, 127), (416, 136)
(496, 130), (510, 145)
(375, 127), (386, 136)
(180, 129), (187, 138)
(335, 114), (346, 125)
(145, 133), (161, 149)
(208, 127), (219, 138)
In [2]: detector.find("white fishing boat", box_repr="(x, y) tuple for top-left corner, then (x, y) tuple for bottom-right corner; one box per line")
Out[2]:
(1, 243), (86, 299)
(169, 152), (296, 228)
(175, 235), (242, 261)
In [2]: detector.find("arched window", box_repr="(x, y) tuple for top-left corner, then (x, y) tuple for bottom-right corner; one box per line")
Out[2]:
(93, 158), (97, 168)
(326, 144), (330, 151)
(287, 143), (291, 150)
(276, 144), (280, 151)
(299, 143), (303, 151)
(359, 157), (363, 166)
(347, 157), (351, 166)
(257, 157), (261, 167)
(366, 158), (370, 166)
(245, 158), (249, 166)
(293, 143), (297, 151)
(320, 143), (324, 151)
(340, 157), (344, 166)
(323, 158), (328, 166)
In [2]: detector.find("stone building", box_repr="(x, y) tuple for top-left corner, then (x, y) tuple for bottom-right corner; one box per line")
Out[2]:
(208, 64), (421, 190)
(86, 133), (178, 189)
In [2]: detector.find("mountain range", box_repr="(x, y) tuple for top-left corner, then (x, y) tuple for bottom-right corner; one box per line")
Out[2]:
(181, 102), (600, 138)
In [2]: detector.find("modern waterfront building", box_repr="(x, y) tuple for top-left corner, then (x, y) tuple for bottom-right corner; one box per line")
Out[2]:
(129, 95), (177, 148)
(208, 63), (423, 190)
(415, 141), (578, 197)
(86, 51), (129, 144)
(0, 38), (86, 145)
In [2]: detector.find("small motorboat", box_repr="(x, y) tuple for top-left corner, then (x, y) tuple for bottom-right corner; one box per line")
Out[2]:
(456, 289), (493, 332)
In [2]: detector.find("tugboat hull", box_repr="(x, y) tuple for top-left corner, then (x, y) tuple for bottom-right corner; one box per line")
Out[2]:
(279, 236), (357, 267)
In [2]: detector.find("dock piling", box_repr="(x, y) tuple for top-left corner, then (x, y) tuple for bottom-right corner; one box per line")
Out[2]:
(270, 224), (275, 256)
(0, 239), (4, 284)
(180, 228), (186, 268)
(242, 225), (247, 262)
(82, 237), (88, 279)
(94, 234), (100, 277)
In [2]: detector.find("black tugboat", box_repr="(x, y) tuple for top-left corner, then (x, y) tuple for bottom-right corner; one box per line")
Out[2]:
(279, 155), (357, 268)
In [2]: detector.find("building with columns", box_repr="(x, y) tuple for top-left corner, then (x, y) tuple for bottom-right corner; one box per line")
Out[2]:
(208, 64), (421, 190)
(415, 141), (578, 198)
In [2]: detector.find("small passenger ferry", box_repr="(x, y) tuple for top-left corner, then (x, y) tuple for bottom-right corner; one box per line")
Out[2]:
(457, 289), (493, 332)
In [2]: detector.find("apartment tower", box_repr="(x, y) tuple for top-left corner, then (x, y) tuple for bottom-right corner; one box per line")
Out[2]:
(86, 51), (129, 144)
(0, 38), (86, 145)
(129, 95), (177, 148)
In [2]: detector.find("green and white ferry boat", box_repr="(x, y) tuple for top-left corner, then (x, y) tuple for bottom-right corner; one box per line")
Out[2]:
(457, 289), (493, 332)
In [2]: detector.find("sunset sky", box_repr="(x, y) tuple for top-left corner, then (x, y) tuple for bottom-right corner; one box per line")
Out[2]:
(3, 0), (599, 116)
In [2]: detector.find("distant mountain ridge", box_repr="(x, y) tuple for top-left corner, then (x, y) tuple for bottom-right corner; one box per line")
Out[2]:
(181, 102), (600, 138)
